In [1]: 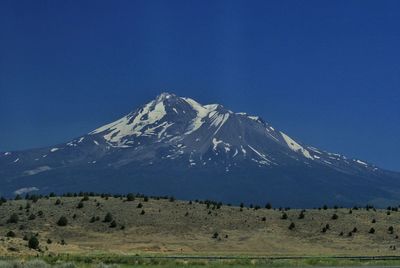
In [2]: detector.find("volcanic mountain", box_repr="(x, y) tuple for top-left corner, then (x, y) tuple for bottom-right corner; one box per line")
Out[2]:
(1, 93), (399, 207)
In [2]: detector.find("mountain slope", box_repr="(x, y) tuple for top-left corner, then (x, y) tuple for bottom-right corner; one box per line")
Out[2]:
(1, 93), (399, 207)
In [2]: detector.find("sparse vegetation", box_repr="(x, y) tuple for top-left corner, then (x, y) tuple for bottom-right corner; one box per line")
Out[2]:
(0, 194), (399, 257)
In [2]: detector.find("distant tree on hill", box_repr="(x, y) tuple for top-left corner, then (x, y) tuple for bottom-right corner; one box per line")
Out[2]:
(323, 205), (328, 210)
(126, 193), (135, 201)
(265, 203), (272, 209)
(298, 211), (305, 219)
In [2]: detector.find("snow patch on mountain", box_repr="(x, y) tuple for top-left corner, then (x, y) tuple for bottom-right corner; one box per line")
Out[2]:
(91, 98), (167, 146)
(14, 187), (39, 195)
(184, 98), (217, 135)
(23, 166), (51, 176)
(280, 132), (313, 160)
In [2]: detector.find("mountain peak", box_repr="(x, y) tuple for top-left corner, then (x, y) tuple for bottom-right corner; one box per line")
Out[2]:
(0, 92), (397, 207)
(155, 92), (177, 103)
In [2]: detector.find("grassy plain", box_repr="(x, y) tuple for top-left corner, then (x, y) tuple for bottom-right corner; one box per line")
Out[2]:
(1, 195), (400, 266)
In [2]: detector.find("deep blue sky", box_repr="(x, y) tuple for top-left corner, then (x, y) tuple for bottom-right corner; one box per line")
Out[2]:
(0, 1), (399, 171)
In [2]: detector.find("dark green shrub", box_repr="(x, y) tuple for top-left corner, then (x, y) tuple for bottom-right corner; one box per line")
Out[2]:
(6, 230), (16, 237)
(369, 228), (375, 234)
(28, 236), (39, 249)
(331, 214), (338, 220)
(298, 211), (305, 219)
(281, 213), (288, 220)
(57, 216), (68, 226)
(77, 201), (84, 209)
(104, 212), (113, 222)
(7, 213), (19, 224)
(126, 193), (135, 201)
(288, 222), (295, 230)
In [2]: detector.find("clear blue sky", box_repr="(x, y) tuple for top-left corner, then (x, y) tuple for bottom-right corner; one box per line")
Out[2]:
(0, 1), (399, 171)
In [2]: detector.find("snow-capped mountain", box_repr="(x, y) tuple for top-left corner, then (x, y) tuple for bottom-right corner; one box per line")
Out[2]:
(1, 93), (399, 207)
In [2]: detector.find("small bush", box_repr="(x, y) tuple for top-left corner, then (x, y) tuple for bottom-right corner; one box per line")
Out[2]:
(126, 193), (135, 201)
(104, 212), (113, 222)
(331, 214), (338, 220)
(281, 213), (288, 220)
(369, 228), (375, 234)
(57, 216), (68, 226)
(6, 230), (16, 237)
(298, 211), (305, 219)
(28, 214), (36, 220)
(7, 213), (19, 224)
(109, 220), (117, 228)
(77, 201), (84, 209)
(28, 236), (39, 249)
(55, 199), (61, 205)
(388, 226), (394, 234)
(288, 222), (295, 230)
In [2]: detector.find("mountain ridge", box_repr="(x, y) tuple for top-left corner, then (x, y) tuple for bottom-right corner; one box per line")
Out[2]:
(1, 92), (399, 207)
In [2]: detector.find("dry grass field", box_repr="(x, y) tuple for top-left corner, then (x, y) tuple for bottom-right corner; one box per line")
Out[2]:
(0, 194), (400, 259)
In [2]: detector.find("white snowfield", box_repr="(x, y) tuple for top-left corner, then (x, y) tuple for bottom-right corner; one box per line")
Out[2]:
(280, 132), (314, 160)
(14, 187), (39, 195)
